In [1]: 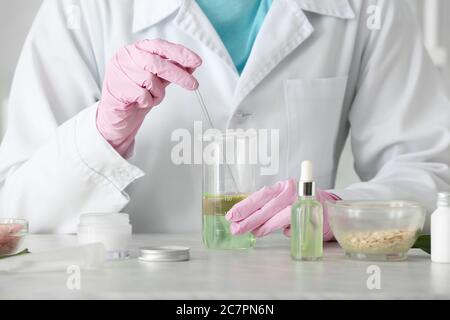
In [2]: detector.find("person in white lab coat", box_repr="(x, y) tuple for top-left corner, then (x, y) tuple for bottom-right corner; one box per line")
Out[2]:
(0, 0), (449, 235)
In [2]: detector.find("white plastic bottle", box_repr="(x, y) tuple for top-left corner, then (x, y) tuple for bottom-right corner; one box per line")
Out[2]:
(431, 192), (450, 263)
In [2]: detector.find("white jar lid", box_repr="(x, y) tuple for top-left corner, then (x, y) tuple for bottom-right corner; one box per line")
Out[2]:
(138, 246), (190, 262)
(79, 213), (130, 226)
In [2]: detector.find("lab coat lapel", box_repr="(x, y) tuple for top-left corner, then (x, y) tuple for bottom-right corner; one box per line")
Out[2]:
(172, 0), (237, 73)
(232, 0), (314, 107)
(233, 0), (355, 107)
(133, 0), (238, 72)
(133, 0), (237, 74)
(132, 0), (355, 108)
(133, 0), (182, 33)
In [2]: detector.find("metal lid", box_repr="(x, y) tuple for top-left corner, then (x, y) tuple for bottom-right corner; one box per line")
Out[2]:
(138, 246), (190, 262)
(298, 181), (315, 197)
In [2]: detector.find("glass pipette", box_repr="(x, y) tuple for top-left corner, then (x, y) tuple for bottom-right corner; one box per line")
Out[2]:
(194, 89), (240, 192)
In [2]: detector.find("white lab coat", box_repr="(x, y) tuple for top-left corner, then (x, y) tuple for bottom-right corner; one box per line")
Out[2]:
(0, 0), (449, 233)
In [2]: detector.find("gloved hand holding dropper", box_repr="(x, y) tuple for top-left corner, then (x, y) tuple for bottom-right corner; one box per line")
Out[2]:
(97, 39), (202, 157)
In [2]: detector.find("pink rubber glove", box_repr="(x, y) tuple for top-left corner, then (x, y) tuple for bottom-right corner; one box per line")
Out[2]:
(97, 39), (202, 157)
(225, 180), (340, 241)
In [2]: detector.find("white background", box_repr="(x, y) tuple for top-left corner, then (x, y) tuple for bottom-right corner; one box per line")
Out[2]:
(0, 0), (449, 187)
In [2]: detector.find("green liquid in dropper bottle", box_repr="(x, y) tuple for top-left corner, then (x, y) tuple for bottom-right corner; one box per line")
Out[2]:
(291, 161), (323, 261)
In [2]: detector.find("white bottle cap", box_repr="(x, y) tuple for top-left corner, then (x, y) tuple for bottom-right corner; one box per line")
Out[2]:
(300, 160), (314, 182)
(437, 192), (450, 207)
(298, 160), (315, 196)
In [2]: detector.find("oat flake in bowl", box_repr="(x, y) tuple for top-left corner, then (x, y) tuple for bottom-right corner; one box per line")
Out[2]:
(326, 201), (425, 261)
(341, 229), (418, 255)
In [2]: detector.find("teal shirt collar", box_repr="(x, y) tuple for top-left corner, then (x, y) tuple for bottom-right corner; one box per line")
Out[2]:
(196, 0), (273, 74)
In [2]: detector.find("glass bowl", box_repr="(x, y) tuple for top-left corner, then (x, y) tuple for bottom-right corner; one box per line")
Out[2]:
(326, 201), (425, 261)
(0, 219), (28, 257)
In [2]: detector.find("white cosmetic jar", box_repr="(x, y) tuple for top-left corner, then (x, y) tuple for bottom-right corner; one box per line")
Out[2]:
(77, 213), (132, 260)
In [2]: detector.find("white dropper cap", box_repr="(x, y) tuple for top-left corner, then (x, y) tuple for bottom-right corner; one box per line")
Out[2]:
(299, 160), (315, 196)
(300, 160), (314, 182)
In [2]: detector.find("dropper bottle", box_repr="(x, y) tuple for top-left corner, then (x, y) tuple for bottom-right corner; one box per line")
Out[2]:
(291, 160), (323, 261)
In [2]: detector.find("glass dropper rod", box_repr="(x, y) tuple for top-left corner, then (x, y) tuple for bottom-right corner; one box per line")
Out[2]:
(194, 89), (240, 193)
(195, 90), (214, 129)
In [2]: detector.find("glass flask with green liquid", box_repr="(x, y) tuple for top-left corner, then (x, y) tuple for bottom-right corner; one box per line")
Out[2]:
(291, 161), (323, 261)
(203, 193), (255, 249)
(202, 132), (256, 249)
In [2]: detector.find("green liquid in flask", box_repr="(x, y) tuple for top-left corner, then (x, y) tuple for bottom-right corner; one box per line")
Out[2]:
(202, 194), (256, 249)
(291, 197), (323, 261)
